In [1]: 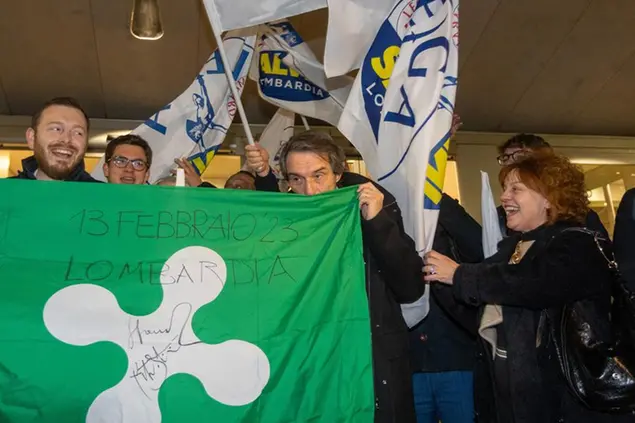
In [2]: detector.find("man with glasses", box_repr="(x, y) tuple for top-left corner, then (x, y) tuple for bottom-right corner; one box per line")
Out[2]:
(496, 133), (553, 166)
(102, 134), (152, 185)
(496, 133), (608, 238)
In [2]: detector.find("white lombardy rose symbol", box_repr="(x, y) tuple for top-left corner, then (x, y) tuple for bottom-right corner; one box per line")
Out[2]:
(43, 246), (270, 423)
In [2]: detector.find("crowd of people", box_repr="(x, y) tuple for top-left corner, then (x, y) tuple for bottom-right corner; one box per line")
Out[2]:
(7, 96), (635, 423)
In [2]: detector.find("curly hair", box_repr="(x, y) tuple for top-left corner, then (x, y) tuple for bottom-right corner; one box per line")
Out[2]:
(498, 152), (589, 225)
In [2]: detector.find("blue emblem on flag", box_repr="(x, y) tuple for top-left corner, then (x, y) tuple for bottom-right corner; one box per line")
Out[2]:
(259, 51), (330, 102)
(267, 22), (304, 48)
(360, 11), (404, 142)
(185, 75), (228, 149)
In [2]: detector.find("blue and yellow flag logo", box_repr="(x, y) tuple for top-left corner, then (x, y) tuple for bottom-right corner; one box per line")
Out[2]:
(258, 51), (330, 103)
(424, 135), (450, 210)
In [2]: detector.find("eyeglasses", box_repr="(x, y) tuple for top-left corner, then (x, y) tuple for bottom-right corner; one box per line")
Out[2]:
(109, 155), (148, 171)
(497, 150), (528, 166)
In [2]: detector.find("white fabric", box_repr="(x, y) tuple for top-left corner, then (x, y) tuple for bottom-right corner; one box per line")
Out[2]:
(44, 246), (269, 422)
(481, 171), (503, 258)
(203, 0), (326, 32)
(338, 0), (460, 325)
(92, 32), (256, 183)
(324, 0), (399, 78)
(258, 108), (295, 178)
(249, 20), (353, 127)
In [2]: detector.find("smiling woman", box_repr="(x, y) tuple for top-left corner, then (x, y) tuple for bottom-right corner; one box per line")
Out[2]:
(498, 152), (589, 233)
(422, 153), (626, 422)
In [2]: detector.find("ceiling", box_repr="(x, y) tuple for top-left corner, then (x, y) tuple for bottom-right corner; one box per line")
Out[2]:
(1, 0), (635, 136)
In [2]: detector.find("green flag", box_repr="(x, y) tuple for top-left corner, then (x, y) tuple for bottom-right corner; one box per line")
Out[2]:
(0, 180), (374, 423)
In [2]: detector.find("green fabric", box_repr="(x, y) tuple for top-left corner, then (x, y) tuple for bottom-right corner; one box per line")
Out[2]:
(0, 179), (373, 423)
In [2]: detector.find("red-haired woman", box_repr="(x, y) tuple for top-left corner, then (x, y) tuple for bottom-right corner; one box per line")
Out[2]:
(424, 154), (624, 422)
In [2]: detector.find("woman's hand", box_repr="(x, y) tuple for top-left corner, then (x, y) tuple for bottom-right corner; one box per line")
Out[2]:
(423, 250), (459, 285)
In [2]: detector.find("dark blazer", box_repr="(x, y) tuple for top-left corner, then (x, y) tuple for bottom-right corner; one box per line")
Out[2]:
(410, 194), (483, 373)
(614, 188), (635, 290)
(255, 170), (425, 423)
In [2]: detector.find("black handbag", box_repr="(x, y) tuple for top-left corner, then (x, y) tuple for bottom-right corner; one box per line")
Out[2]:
(545, 228), (635, 414)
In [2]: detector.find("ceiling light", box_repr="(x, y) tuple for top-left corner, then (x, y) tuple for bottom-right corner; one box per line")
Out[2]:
(130, 0), (164, 41)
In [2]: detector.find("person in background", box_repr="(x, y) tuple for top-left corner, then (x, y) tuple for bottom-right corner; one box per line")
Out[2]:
(245, 131), (425, 423)
(410, 194), (483, 423)
(224, 171), (256, 190)
(13, 97), (100, 182)
(613, 187), (635, 290)
(496, 133), (608, 239)
(424, 153), (618, 423)
(102, 134), (152, 185)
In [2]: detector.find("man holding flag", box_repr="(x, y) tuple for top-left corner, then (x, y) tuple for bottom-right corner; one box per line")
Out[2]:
(245, 131), (425, 423)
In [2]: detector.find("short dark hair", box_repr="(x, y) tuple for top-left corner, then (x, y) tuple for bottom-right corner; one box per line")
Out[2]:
(230, 170), (255, 181)
(497, 133), (552, 155)
(105, 134), (153, 167)
(224, 171), (256, 188)
(31, 97), (90, 131)
(278, 130), (346, 179)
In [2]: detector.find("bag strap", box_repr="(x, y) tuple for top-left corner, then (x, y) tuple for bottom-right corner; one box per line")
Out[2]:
(558, 227), (618, 271)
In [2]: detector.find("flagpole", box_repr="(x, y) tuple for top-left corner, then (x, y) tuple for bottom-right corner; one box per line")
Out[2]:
(208, 24), (256, 145)
(300, 115), (310, 131)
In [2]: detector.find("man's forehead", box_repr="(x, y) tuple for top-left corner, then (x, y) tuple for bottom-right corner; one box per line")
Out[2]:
(113, 144), (147, 159)
(229, 174), (253, 184)
(40, 105), (87, 126)
(286, 152), (332, 173)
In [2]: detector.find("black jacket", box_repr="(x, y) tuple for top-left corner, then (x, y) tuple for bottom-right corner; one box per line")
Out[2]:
(614, 188), (635, 290)
(453, 222), (616, 423)
(12, 156), (101, 183)
(497, 205), (609, 239)
(410, 194), (483, 373)
(255, 170), (424, 423)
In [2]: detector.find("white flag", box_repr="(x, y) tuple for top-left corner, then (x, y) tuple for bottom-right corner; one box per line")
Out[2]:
(339, 0), (459, 321)
(92, 33), (256, 183)
(203, 0), (325, 32)
(481, 171), (503, 258)
(324, 0), (399, 78)
(258, 108), (296, 179)
(250, 20), (353, 127)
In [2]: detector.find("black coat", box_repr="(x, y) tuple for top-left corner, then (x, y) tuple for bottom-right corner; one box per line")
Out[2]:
(410, 194), (483, 373)
(614, 188), (635, 290)
(452, 222), (618, 423)
(255, 171), (425, 423)
(11, 156), (102, 183)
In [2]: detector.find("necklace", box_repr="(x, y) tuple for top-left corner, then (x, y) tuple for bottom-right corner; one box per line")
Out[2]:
(510, 241), (524, 264)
